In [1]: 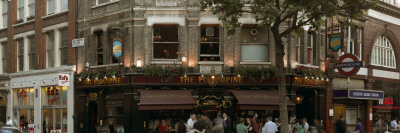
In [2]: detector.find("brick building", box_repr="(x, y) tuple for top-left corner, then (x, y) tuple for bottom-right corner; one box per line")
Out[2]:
(327, 1), (400, 133)
(0, 0), (77, 133)
(75, 0), (328, 132)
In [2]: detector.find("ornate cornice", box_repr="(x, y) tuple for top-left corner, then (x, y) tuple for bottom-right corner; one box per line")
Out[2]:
(373, 1), (400, 19)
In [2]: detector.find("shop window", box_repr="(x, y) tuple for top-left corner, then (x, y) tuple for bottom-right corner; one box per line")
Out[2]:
(60, 28), (68, 65)
(1, 42), (7, 73)
(153, 25), (179, 60)
(42, 86), (67, 106)
(371, 35), (396, 68)
(241, 26), (268, 62)
(46, 31), (55, 68)
(42, 108), (67, 132)
(17, 39), (24, 72)
(1, 0), (7, 28)
(95, 31), (104, 65)
(12, 88), (34, 129)
(28, 36), (35, 70)
(200, 25), (220, 61)
(105, 93), (124, 128)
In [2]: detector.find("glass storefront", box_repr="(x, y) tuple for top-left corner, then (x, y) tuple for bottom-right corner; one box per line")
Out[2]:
(42, 86), (68, 133)
(13, 88), (34, 132)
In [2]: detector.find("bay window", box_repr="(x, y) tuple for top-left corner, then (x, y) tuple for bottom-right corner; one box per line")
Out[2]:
(241, 26), (268, 61)
(200, 25), (220, 61)
(153, 25), (179, 60)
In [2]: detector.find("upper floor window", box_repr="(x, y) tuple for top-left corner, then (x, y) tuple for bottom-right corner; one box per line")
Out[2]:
(381, 0), (395, 5)
(241, 26), (268, 62)
(371, 35), (396, 68)
(96, 0), (117, 5)
(0, 42), (6, 73)
(1, 0), (7, 28)
(95, 31), (104, 65)
(46, 31), (55, 68)
(307, 32), (314, 65)
(28, 0), (35, 19)
(47, 0), (68, 15)
(153, 25), (179, 60)
(28, 36), (35, 70)
(200, 25), (220, 61)
(17, 0), (24, 21)
(60, 28), (68, 65)
(17, 39), (24, 72)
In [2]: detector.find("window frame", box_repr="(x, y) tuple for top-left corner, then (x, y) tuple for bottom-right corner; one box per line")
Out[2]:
(28, 36), (35, 70)
(1, 42), (7, 73)
(46, 31), (55, 68)
(17, 0), (25, 21)
(47, 0), (67, 15)
(17, 39), (24, 72)
(1, 0), (8, 28)
(28, 0), (35, 18)
(152, 25), (180, 60)
(199, 25), (221, 61)
(60, 28), (68, 66)
(371, 35), (396, 68)
(240, 25), (269, 62)
(95, 0), (118, 5)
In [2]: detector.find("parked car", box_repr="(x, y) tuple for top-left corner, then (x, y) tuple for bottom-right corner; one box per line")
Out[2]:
(0, 125), (22, 133)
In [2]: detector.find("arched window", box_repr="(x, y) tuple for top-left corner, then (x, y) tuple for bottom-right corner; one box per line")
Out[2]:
(371, 35), (396, 68)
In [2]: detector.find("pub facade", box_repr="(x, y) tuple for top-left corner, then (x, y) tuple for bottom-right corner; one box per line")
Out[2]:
(75, 0), (328, 132)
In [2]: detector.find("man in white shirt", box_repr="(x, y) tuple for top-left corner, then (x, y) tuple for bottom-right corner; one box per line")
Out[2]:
(303, 118), (309, 133)
(391, 118), (398, 129)
(187, 114), (197, 133)
(262, 117), (278, 133)
(6, 116), (12, 126)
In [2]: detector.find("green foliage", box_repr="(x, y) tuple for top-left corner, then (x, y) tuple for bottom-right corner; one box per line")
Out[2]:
(143, 64), (184, 77)
(236, 65), (278, 79)
(295, 65), (326, 79)
(79, 67), (126, 79)
(200, 0), (376, 36)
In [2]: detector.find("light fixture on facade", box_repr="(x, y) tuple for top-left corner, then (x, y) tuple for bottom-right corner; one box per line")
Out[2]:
(184, 73), (187, 78)
(104, 76), (107, 80)
(95, 75), (99, 81)
(221, 73), (224, 78)
(112, 73), (116, 79)
(237, 73), (241, 78)
(85, 62), (90, 68)
(4, 82), (8, 87)
(78, 77), (82, 82)
(201, 73), (204, 78)
(42, 80), (46, 84)
(181, 56), (187, 62)
(295, 95), (304, 104)
(137, 59), (142, 72)
(86, 77), (90, 81)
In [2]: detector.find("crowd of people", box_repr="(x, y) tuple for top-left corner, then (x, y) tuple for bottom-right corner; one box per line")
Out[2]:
(146, 112), (325, 133)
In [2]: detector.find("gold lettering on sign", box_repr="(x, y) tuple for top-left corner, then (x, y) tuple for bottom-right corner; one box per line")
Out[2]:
(83, 77), (123, 86)
(293, 77), (325, 86)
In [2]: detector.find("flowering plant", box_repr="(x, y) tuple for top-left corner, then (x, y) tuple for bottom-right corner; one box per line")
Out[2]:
(295, 65), (325, 79)
(236, 65), (278, 79)
(78, 66), (127, 80)
(143, 64), (184, 77)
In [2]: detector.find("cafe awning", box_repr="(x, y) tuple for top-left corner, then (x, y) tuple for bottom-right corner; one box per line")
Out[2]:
(232, 90), (295, 110)
(138, 90), (195, 110)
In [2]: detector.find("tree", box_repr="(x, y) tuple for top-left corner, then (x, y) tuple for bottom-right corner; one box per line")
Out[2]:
(200, 0), (375, 132)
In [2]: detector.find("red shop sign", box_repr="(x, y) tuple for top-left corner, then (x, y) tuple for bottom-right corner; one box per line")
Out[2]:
(379, 98), (393, 105)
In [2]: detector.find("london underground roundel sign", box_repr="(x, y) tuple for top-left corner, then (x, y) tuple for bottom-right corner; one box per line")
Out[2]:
(334, 54), (363, 77)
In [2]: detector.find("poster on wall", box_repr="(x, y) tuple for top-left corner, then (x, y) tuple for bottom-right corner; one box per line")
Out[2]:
(346, 108), (357, 124)
(58, 74), (70, 86)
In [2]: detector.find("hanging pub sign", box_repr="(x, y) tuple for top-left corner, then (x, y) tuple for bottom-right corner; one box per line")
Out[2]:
(109, 26), (126, 61)
(328, 33), (343, 51)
